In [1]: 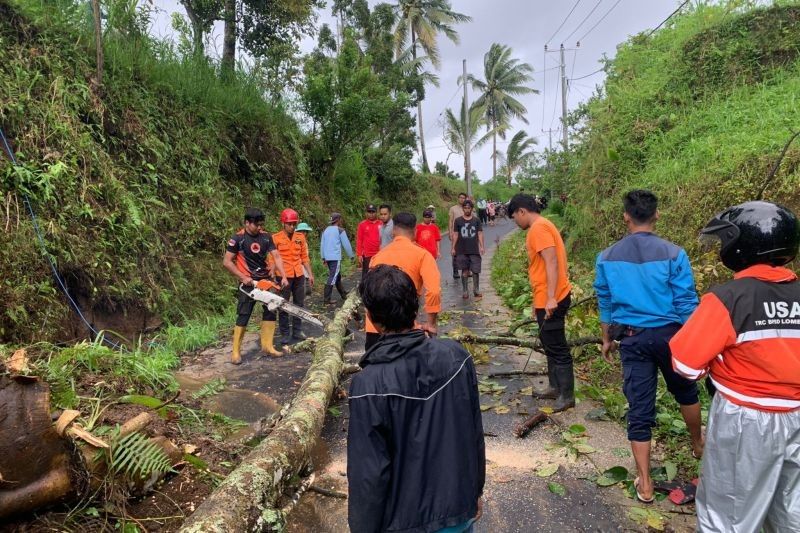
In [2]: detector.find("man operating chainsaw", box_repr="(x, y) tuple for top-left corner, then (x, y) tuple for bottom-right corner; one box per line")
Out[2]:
(223, 208), (289, 363)
(270, 208), (315, 349)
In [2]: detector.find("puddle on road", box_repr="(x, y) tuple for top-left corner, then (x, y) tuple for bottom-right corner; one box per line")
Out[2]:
(175, 373), (279, 423)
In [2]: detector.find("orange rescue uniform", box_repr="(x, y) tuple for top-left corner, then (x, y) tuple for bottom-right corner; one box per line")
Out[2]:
(365, 235), (441, 333)
(270, 230), (310, 278)
(525, 216), (571, 308)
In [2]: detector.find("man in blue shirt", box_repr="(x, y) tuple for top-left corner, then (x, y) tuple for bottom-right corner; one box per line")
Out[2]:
(321, 212), (355, 305)
(594, 190), (704, 503)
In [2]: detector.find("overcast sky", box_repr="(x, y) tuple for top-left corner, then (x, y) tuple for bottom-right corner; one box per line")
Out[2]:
(148, 0), (682, 182)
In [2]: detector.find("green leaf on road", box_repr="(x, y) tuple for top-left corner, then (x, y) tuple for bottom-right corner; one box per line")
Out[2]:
(536, 463), (559, 477)
(568, 424), (586, 435)
(574, 443), (596, 454)
(664, 461), (677, 482)
(596, 466), (629, 486)
(548, 482), (566, 496)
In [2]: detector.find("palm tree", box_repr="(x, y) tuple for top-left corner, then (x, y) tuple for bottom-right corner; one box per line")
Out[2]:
(394, 0), (471, 173)
(500, 130), (538, 186)
(468, 43), (536, 179)
(443, 98), (494, 181)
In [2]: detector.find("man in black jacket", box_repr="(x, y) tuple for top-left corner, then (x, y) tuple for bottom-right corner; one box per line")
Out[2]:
(348, 265), (485, 533)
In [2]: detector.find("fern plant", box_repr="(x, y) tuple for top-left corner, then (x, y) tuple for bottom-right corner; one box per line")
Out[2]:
(109, 431), (173, 481)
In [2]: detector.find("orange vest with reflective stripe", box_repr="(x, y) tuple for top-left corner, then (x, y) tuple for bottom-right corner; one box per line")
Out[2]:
(271, 230), (309, 278)
(671, 265), (800, 412)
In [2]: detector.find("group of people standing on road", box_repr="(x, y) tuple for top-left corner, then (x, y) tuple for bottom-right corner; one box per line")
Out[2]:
(223, 189), (799, 533)
(507, 190), (800, 533)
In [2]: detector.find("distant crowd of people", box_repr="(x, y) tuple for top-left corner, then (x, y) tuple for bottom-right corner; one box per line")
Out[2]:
(222, 191), (800, 533)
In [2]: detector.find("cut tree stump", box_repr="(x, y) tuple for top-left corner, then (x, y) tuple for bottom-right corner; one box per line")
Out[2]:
(180, 292), (361, 532)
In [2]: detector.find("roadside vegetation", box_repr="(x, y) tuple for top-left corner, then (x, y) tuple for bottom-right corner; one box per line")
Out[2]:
(492, 1), (800, 483)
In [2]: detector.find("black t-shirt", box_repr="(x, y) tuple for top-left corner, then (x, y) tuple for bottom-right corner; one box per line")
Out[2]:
(226, 229), (276, 279)
(454, 216), (482, 255)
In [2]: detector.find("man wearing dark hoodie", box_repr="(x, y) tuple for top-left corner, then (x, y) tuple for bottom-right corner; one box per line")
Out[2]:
(347, 265), (485, 533)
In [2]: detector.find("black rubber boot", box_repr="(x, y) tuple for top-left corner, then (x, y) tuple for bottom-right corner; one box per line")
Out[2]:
(532, 362), (558, 399)
(552, 364), (575, 412)
(323, 284), (334, 304)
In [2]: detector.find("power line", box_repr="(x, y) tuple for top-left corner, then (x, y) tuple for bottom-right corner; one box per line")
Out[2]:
(647, 0), (691, 36)
(438, 81), (463, 118)
(545, 0), (583, 46)
(570, 66), (605, 81)
(540, 47), (547, 130)
(577, 0), (623, 44)
(549, 67), (560, 129)
(561, 0), (604, 44)
(567, 49), (578, 98)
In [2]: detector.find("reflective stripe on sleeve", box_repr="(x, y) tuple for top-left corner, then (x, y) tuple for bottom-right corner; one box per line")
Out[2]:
(711, 377), (800, 410)
(673, 357), (706, 379)
(736, 329), (800, 343)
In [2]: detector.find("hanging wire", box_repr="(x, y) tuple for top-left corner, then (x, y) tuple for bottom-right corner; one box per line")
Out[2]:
(545, 0), (583, 46)
(0, 127), (122, 349)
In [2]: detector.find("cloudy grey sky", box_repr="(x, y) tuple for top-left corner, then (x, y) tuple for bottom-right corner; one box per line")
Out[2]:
(148, 0), (681, 181)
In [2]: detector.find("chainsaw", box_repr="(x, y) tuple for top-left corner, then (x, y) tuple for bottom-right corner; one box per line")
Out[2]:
(240, 280), (325, 328)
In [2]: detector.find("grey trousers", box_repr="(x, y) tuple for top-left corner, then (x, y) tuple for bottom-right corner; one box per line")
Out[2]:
(697, 393), (800, 533)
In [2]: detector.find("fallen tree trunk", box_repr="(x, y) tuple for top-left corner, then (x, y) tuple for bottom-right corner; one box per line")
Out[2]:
(180, 292), (361, 532)
(450, 332), (602, 351)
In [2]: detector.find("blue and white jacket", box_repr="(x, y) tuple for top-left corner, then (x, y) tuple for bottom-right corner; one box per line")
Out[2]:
(320, 225), (354, 261)
(594, 232), (698, 328)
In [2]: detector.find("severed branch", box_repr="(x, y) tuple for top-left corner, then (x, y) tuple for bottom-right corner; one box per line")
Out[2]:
(757, 129), (800, 200)
(451, 332), (602, 351)
(486, 370), (546, 378)
(501, 295), (597, 336)
(513, 411), (549, 438)
(309, 484), (348, 499)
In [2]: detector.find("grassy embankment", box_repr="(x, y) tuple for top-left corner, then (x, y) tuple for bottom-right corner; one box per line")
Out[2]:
(493, 1), (800, 478)
(0, 0), (461, 348)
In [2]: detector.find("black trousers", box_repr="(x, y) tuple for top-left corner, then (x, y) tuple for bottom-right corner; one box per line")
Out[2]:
(236, 284), (270, 327)
(265, 276), (305, 335)
(478, 208), (488, 224)
(360, 255), (373, 277)
(534, 293), (572, 366)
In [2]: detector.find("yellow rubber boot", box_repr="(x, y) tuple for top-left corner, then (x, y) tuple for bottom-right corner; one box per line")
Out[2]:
(231, 325), (246, 365)
(260, 321), (283, 357)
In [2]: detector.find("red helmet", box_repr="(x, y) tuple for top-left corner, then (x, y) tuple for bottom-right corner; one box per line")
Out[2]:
(280, 208), (299, 223)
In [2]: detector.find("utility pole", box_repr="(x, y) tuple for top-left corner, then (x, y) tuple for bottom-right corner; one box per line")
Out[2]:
(463, 59), (473, 198)
(91, 0), (103, 85)
(559, 44), (568, 150)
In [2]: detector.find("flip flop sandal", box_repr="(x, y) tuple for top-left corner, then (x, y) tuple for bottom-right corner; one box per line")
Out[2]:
(634, 477), (655, 504)
(654, 480), (698, 505)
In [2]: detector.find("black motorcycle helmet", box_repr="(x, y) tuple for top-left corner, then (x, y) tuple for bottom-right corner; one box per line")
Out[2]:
(700, 201), (800, 272)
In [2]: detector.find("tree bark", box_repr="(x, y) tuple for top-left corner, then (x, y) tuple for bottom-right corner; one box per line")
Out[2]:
(91, 0), (103, 85)
(180, 292), (361, 532)
(492, 121), (497, 179)
(221, 0), (236, 74)
(412, 31), (430, 174)
(180, 0), (205, 58)
(450, 332), (601, 351)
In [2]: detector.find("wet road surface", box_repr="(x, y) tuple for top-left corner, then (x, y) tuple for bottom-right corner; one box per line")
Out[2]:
(177, 215), (694, 532)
